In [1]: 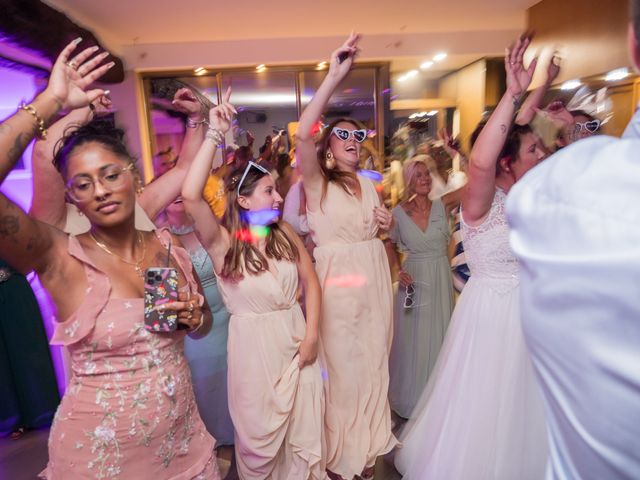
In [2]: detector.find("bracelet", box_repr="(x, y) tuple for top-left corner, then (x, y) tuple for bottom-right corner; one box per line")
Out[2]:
(186, 117), (208, 128)
(19, 103), (48, 139)
(205, 127), (224, 145)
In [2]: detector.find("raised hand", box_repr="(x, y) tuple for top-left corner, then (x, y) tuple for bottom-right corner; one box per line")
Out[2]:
(208, 87), (237, 133)
(504, 35), (537, 98)
(44, 38), (115, 111)
(328, 32), (361, 81)
(172, 87), (204, 120)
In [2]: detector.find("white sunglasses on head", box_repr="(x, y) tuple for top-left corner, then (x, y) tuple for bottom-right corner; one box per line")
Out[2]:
(237, 161), (269, 194)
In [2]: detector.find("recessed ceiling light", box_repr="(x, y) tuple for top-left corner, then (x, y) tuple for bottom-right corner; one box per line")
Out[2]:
(406, 69), (418, 78)
(256, 64), (265, 70)
(420, 61), (434, 70)
(560, 79), (581, 90)
(433, 52), (447, 62)
(194, 67), (205, 73)
(316, 61), (327, 69)
(605, 67), (630, 82)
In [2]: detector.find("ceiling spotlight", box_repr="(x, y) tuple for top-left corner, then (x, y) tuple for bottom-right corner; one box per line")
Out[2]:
(316, 61), (327, 70)
(194, 67), (205, 73)
(420, 61), (434, 70)
(433, 52), (447, 62)
(427, 110), (438, 116)
(605, 67), (630, 82)
(405, 69), (418, 78)
(560, 79), (581, 90)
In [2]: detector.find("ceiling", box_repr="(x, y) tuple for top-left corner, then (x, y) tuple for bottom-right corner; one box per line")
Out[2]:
(42, 0), (539, 78)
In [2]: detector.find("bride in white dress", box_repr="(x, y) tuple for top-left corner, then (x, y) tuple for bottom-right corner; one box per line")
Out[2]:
(395, 36), (550, 480)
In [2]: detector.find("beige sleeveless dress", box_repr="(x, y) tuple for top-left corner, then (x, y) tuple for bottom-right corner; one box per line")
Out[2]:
(306, 176), (398, 478)
(216, 257), (326, 479)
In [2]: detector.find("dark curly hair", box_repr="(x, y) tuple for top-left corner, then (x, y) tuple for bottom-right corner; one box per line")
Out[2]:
(53, 119), (138, 176)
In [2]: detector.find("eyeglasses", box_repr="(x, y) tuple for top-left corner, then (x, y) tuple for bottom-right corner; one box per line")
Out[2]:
(66, 164), (135, 202)
(403, 281), (430, 309)
(331, 127), (367, 143)
(574, 119), (601, 134)
(237, 161), (269, 194)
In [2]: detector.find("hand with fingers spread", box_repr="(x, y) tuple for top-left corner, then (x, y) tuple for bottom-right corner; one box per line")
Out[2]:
(44, 38), (115, 111)
(374, 204), (393, 231)
(208, 87), (237, 133)
(328, 32), (361, 81)
(505, 36), (538, 99)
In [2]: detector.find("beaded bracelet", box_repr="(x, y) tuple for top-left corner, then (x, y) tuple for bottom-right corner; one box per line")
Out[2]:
(186, 117), (208, 128)
(205, 127), (224, 145)
(19, 103), (48, 139)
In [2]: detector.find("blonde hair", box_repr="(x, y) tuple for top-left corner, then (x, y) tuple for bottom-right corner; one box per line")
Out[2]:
(402, 155), (433, 201)
(221, 166), (299, 281)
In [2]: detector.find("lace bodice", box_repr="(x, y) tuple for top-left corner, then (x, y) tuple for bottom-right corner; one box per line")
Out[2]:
(461, 188), (518, 282)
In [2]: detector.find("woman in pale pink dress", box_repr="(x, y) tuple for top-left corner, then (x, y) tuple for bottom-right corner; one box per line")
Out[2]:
(0, 41), (220, 479)
(182, 91), (326, 479)
(296, 33), (398, 479)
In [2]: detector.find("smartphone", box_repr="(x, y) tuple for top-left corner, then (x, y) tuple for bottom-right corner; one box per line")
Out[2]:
(144, 267), (179, 332)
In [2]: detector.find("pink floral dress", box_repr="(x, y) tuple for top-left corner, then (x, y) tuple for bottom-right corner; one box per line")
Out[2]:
(40, 231), (220, 480)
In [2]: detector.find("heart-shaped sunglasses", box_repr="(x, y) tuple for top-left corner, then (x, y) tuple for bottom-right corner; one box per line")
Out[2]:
(332, 127), (368, 143)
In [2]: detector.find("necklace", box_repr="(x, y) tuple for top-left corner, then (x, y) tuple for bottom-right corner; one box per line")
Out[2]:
(89, 230), (146, 277)
(169, 224), (195, 235)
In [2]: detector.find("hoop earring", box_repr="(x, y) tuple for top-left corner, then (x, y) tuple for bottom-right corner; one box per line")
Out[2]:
(325, 152), (336, 170)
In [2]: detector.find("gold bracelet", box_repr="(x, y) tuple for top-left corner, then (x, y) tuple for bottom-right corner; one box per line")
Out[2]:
(19, 103), (48, 140)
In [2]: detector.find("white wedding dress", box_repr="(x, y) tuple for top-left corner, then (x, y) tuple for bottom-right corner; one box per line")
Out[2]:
(395, 188), (549, 480)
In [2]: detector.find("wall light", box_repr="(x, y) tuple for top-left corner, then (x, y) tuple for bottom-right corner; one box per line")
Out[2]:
(316, 61), (327, 70)
(560, 79), (581, 90)
(605, 67), (630, 82)
(420, 60), (434, 70)
(433, 53), (447, 62)
(256, 64), (267, 73)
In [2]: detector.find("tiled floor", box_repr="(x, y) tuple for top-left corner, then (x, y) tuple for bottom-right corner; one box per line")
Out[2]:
(0, 428), (402, 479)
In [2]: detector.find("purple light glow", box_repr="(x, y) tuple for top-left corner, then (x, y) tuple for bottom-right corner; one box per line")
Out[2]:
(0, 61), (69, 396)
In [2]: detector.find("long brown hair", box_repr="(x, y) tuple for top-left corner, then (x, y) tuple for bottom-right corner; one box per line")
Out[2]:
(221, 165), (299, 280)
(316, 117), (364, 203)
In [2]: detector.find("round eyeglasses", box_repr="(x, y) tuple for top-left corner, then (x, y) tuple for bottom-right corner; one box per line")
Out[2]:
(66, 163), (135, 202)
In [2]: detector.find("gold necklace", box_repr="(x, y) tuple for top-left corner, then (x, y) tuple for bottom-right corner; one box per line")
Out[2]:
(89, 231), (146, 277)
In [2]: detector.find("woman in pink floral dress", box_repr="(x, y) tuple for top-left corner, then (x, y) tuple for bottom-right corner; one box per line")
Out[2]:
(0, 41), (220, 479)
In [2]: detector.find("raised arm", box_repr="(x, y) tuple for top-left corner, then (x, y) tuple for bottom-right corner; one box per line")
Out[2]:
(138, 88), (207, 219)
(516, 53), (560, 126)
(464, 36), (537, 223)
(0, 39), (113, 273)
(182, 89), (236, 270)
(295, 33), (360, 200)
(29, 94), (114, 228)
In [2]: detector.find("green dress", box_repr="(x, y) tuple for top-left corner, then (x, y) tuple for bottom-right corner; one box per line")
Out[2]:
(0, 259), (59, 434)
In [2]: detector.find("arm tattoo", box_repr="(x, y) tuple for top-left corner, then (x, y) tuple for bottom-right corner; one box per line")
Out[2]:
(0, 215), (19, 238)
(6, 132), (31, 164)
(500, 124), (507, 134)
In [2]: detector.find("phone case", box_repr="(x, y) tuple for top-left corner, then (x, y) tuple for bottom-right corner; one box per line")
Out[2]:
(144, 267), (179, 332)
